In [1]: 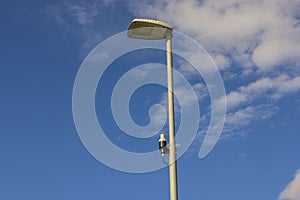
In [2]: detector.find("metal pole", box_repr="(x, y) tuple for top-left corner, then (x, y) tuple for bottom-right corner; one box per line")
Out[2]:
(166, 35), (178, 200)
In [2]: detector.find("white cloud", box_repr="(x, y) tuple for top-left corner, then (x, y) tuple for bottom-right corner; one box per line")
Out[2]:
(220, 104), (278, 137)
(225, 104), (278, 128)
(219, 74), (300, 112)
(64, 1), (99, 26)
(211, 53), (231, 70)
(128, 0), (300, 72)
(192, 83), (208, 101)
(245, 75), (300, 100)
(278, 76), (300, 94)
(208, 73), (300, 136)
(224, 91), (247, 111)
(279, 169), (300, 200)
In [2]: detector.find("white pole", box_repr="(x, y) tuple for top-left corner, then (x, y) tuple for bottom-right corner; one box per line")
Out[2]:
(166, 35), (178, 200)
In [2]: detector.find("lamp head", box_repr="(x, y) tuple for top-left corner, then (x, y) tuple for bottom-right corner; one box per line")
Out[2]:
(127, 18), (173, 40)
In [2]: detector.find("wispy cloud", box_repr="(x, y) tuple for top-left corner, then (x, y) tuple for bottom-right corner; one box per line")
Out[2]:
(213, 73), (300, 137)
(223, 74), (300, 111)
(223, 104), (278, 136)
(153, 72), (300, 142)
(279, 169), (300, 200)
(45, 0), (116, 55)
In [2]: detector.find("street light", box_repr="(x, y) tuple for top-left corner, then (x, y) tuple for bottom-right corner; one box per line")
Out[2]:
(128, 18), (178, 200)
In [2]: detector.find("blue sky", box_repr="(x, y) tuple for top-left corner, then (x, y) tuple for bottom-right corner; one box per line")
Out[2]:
(1, 0), (300, 199)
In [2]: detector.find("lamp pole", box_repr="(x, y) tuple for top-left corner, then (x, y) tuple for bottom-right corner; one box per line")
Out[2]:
(166, 35), (178, 200)
(127, 18), (178, 200)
